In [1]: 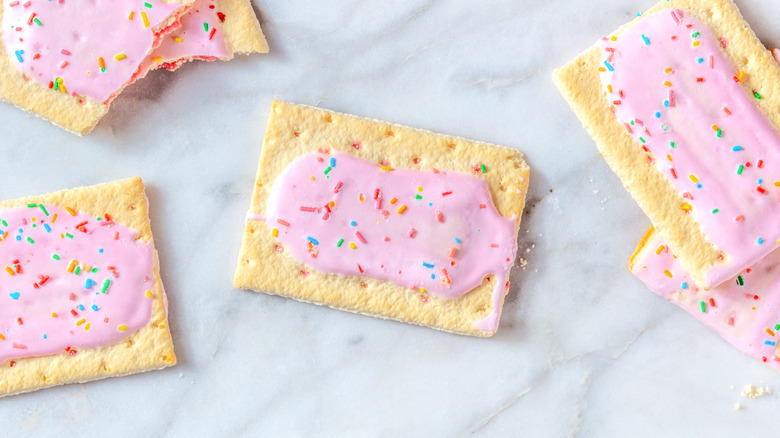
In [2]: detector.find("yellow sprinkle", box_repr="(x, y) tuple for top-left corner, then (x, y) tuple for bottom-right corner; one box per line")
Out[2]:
(51, 213), (58, 223)
(84, 323), (91, 331)
(141, 11), (150, 28)
(397, 205), (408, 214)
(663, 81), (672, 87)
(664, 270), (673, 278)
(693, 41), (701, 47)
(655, 245), (665, 255)
(610, 36), (617, 41)
(118, 325), (128, 331)
(774, 181), (780, 187)
(153, 56), (163, 63)
(128, 11), (134, 20)
(380, 166), (394, 171)
(681, 203), (692, 211)
(114, 53), (127, 61)
(57, 77), (66, 94)
(145, 291), (152, 298)
(65, 207), (76, 216)
(737, 71), (745, 82)
(607, 84), (613, 93)
(5, 266), (15, 276)
(420, 288), (427, 294)
(417, 187), (423, 192)
(390, 197), (398, 205)
(51, 313), (57, 317)
(174, 36), (183, 43)
(689, 174), (698, 183)
(76, 318), (86, 326)
(598, 67), (606, 72)
(271, 228), (278, 237)
(349, 242), (357, 249)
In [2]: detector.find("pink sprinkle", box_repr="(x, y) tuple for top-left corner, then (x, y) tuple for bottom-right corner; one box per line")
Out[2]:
(668, 90), (674, 107)
(623, 123), (633, 134)
(435, 210), (444, 223)
(299, 206), (320, 213)
(709, 55), (714, 69)
(321, 213), (330, 220)
(333, 181), (343, 193)
(355, 231), (367, 244)
(60, 49), (71, 55)
(670, 10), (680, 24)
(408, 228), (416, 238)
(448, 247), (457, 258)
(12, 343), (27, 350)
(375, 197), (382, 210)
(383, 236), (390, 242)
(23, 1), (31, 7)
(723, 107), (731, 115)
(277, 219), (291, 227)
(59, 60), (68, 69)
(9, 1), (19, 5)
(490, 243), (499, 248)
(479, 204), (487, 209)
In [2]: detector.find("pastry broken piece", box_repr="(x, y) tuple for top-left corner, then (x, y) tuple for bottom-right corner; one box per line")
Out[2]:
(553, 0), (780, 289)
(630, 228), (780, 372)
(234, 101), (530, 337)
(144, 0), (268, 71)
(0, 177), (175, 397)
(0, 0), (194, 135)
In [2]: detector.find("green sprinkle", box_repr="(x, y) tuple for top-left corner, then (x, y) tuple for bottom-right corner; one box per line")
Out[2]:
(630, 120), (635, 125)
(27, 203), (37, 208)
(737, 164), (744, 175)
(775, 324), (780, 331)
(1, 219), (6, 227)
(737, 275), (744, 286)
(32, 224), (36, 228)
(38, 204), (49, 216)
(700, 301), (706, 313)
(480, 164), (486, 173)
(691, 31), (700, 38)
(33, 17), (41, 26)
(711, 208), (719, 214)
(755, 92), (763, 99)
(101, 279), (111, 294)
(324, 166), (332, 175)
(96, 217), (101, 221)
(52, 254), (60, 261)
(670, 141), (676, 148)
(91, 268), (98, 273)
(74, 266), (81, 275)
(639, 137), (646, 144)
(337, 238), (344, 247)
(716, 129), (722, 138)
(65, 233), (74, 239)
(415, 194), (422, 200)
(144, 2), (152, 7)
(26, 236), (34, 244)
(53, 78), (59, 91)
(204, 22), (209, 32)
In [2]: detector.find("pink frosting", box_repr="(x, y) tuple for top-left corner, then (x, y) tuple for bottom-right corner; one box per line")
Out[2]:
(264, 152), (518, 333)
(0, 204), (155, 364)
(146, 0), (229, 71)
(2, 0), (182, 103)
(600, 9), (780, 288)
(631, 233), (780, 371)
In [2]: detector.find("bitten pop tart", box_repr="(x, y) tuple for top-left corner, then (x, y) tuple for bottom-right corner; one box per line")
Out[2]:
(0, 178), (175, 397)
(234, 101), (531, 337)
(553, 0), (780, 289)
(0, 0), (194, 134)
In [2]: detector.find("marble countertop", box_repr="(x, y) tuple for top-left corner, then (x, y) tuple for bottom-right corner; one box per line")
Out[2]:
(2, 0), (780, 436)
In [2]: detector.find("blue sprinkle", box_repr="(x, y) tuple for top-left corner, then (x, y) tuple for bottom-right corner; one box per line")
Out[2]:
(758, 237), (765, 245)
(14, 50), (23, 63)
(655, 112), (661, 118)
(422, 261), (434, 269)
(330, 157), (336, 167)
(85, 279), (95, 289)
(350, 221), (357, 226)
(43, 334), (47, 339)
(15, 235), (20, 241)
(604, 61), (614, 72)
(431, 274), (436, 279)
(697, 184), (702, 189)
(18, 228), (23, 233)
(682, 282), (688, 289)
(732, 146), (743, 151)
(765, 340), (776, 346)
(428, 202), (433, 207)
(697, 57), (704, 63)
(44, 223), (51, 233)
(99, 248), (104, 253)
(641, 34), (650, 45)
(91, 304), (99, 311)
(663, 100), (670, 107)
(455, 238), (461, 244)
(78, 304), (84, 311)
(9, 292), (20, 300)
(307, 236), (319, 245)
(759, 179), (763, 184)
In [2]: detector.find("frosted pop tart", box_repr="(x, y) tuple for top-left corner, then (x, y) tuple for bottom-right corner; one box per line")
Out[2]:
(0, 178), (175, 397)
(144, 0), (268, 71)
(630, 228), (780, 371)
(0, 0), (193, 135)
(553, 0), (780, 289)
(234, 101), (530, 337)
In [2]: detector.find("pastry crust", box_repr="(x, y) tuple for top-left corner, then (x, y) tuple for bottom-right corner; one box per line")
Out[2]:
(0, 0), (193, 135)
(0, 177), (175, 397)
(220, 0), (268, 55)
(553, 0), (780, 289)
(234, 101), (531, 337)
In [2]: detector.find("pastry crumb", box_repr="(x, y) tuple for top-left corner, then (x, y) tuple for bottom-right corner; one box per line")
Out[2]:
(742, 384), (771, 399)
(733, 402), (741, 410)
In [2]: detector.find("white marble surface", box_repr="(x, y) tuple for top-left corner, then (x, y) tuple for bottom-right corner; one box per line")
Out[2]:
(2, 0), (780, 436)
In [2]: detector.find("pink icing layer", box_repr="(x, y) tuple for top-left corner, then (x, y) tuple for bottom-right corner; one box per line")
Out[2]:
(0, 204), (154, 364)
(145, 0), (229, 70)
(632, 233), (780, 372)
(2, 0), (182, 103)
(600, 9), (780, 288)
(265, 152), (518, 333)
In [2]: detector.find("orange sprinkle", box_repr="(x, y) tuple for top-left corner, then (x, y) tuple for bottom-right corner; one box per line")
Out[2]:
(664, 270), (673, 278)
(767, 328), (776, 337)
(389, 197), (398, 205)
(655, 245), (665, 255)
(128, 11), (134, 20)
(65, 207), (76, 216)
(5, 266), (15, 276)
(397, 205), (407, 214)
